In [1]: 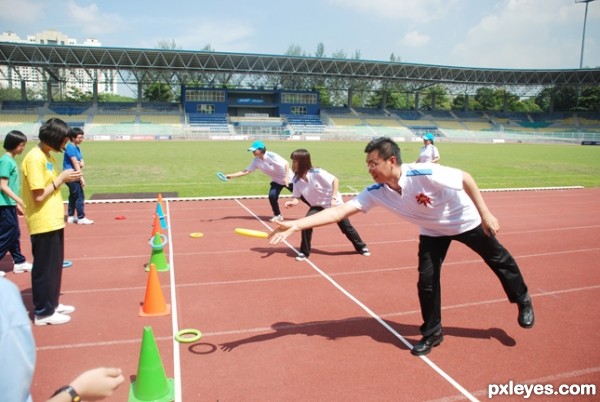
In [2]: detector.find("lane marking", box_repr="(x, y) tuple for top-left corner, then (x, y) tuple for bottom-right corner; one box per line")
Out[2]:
(34, 285), (600, 352)
(235, 199), (478, 402)
(165, 200), (183, 402)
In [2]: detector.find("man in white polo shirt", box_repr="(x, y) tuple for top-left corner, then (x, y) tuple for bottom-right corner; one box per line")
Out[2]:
(269, 137), (534, 356)
(225, 141), (293, 222)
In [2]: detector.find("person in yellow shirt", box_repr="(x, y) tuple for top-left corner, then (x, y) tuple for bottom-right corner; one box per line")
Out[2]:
(21, 118), (83, 326)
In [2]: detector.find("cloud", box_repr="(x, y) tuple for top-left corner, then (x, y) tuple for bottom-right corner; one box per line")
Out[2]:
(0, 0), (44, 23)
(65, 1), (125, 37)
(401, 31), (430, 48)
(326, 0), (460, 22)
(449, 0), (598, 68)
(142, 19), (255, 52)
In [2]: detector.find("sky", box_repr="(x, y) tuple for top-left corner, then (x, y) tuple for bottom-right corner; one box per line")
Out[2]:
(1, 0), (599, 70)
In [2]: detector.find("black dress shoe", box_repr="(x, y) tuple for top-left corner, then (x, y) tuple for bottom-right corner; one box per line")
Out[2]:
(518, 296), (535, 328)
(411, 330), (444, 356)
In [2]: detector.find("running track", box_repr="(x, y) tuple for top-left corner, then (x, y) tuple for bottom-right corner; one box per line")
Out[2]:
(4, 188), (599, 401)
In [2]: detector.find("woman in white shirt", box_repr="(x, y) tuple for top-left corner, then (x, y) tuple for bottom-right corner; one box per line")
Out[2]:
(416, 133), (440, 163)
(285, 149), (369, 261)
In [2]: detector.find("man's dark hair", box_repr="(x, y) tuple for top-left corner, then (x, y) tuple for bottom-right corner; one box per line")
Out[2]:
(38, 118), (70, 152)
(364, 137), (402, 165)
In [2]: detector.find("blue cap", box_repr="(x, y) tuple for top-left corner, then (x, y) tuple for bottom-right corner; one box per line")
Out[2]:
(423, 133), (435, 142)
(248, 141), (265, 151)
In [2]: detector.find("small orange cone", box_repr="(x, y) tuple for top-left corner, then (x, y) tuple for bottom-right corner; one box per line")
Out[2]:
(129, 326), (174, 402)
(150, 213), (162, 238)
(157, 193), (165, 211)
(139, 263), (171, 317)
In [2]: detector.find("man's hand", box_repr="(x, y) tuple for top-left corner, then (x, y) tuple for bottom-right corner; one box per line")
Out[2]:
(268, 221), (300, 244)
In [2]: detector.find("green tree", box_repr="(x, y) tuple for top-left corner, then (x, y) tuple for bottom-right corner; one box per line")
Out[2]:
(473, 87), (500, 111)
(143, 82), (174, 102)
(451, 94), (477, 111)
(420, 85), (451, 110)
(578, 85), (600, 112)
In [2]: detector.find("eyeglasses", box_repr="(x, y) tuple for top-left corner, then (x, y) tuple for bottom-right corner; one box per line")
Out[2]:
(366, 156), (391, 169)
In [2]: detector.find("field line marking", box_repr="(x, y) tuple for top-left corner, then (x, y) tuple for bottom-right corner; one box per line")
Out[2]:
(164, 200), (183, 402)
(235, 199), (479, 402)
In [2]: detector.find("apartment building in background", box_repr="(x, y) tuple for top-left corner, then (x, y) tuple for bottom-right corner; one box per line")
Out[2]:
(0, 30), (117, 99)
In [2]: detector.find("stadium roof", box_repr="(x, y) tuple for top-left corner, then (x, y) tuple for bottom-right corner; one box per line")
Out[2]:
(1, 42), (599, 93)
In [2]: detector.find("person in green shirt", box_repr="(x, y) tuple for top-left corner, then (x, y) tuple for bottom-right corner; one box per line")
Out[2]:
(0, 130), (32, 277)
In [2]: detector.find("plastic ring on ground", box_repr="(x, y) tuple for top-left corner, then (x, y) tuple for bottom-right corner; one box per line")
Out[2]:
(62, 260), (73, 268)
(175, 329), (202, 343)
(114, 215), (126, 220)
(148, 233), (168, 249)
(189, 232), (204, 238)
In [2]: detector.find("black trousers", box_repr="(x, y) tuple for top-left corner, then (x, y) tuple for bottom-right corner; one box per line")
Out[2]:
(0, 206), (26, 264)
(268, 181), (292, 216)
(417, 224), (529, 336)
(31, 229), (64, 317)
(300, 205), (366, 257)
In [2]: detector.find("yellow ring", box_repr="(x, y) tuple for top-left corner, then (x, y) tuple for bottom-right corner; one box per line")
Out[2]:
(175, 329), (202, 343)
(189, 232), (204, 238)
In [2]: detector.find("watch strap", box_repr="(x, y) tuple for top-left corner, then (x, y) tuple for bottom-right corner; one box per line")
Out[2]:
(52, 385), (81, 402)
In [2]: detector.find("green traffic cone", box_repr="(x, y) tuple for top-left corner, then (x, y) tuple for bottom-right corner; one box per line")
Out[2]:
(146, 232), (169, 272)
(129, 326), (175, 402)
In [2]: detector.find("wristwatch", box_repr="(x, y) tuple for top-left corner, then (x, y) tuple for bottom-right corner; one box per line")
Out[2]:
(52, 385), (81, 402)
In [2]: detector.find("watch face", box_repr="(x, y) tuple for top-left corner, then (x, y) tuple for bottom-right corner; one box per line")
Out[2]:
(67, 386), (81, 402)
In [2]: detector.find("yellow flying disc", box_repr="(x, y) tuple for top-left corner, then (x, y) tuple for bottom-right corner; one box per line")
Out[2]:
(234, 228), (269, 239)
(189, 232), (204, 238)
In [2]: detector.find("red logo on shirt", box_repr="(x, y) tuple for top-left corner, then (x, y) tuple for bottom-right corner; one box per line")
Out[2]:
(415, 193), (432, 207)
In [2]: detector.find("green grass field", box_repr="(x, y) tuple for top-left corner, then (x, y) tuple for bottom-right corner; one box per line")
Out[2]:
(31, 140), (600, 199)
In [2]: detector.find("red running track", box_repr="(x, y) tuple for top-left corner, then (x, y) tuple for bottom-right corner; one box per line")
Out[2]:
(4, 188), (599, 401)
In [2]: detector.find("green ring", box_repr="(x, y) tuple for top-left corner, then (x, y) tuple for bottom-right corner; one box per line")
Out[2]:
(175, 328), (202, 343)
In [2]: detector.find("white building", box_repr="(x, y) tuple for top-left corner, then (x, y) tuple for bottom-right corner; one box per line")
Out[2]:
(0, 30), (117, 99)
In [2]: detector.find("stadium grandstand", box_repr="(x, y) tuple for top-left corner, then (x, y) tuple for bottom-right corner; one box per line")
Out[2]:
(1, 42), (599, 144)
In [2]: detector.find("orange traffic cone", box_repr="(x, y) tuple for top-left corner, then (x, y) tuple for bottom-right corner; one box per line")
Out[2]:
(157, 193), (165, 211)
(150, 213), (162, 239)
(129, 326), (175, 402)
(139, 263), (171, 317)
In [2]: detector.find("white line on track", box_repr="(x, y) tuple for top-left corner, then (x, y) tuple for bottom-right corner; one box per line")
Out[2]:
(164, 201), (183, 402)
(235, 199), (479, 402)
(35, 284), (600, 352)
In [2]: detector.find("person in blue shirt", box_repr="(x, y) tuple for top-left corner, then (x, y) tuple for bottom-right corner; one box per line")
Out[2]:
(63, 127), (93, 225)
(0, 277), (124, 401)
